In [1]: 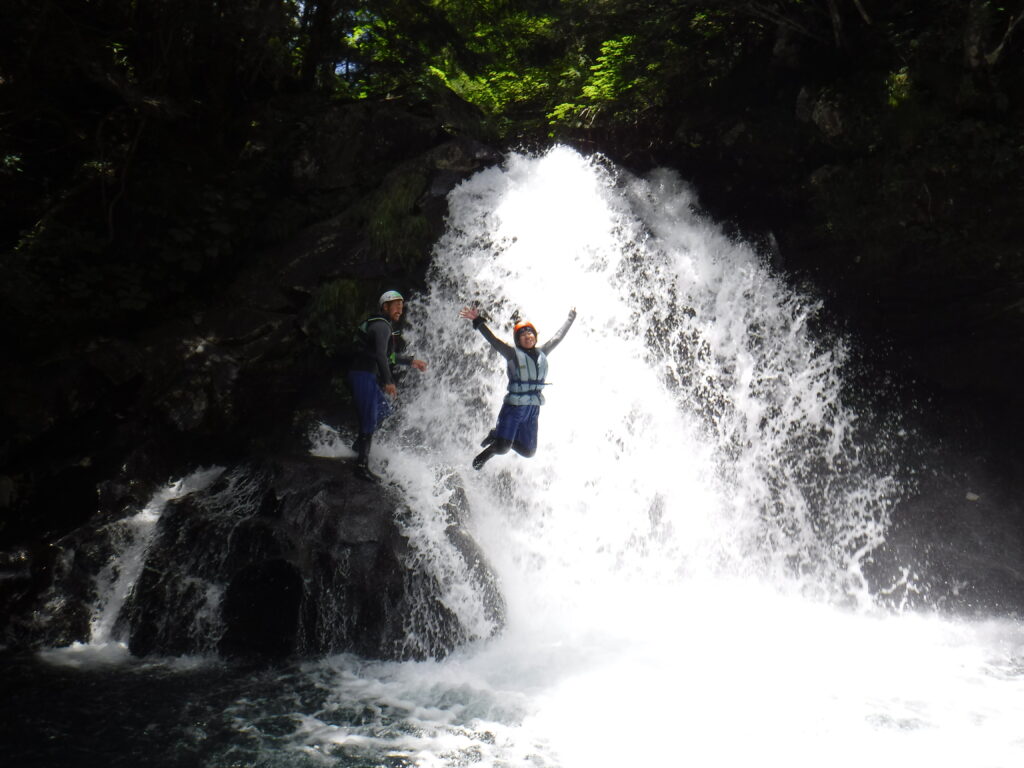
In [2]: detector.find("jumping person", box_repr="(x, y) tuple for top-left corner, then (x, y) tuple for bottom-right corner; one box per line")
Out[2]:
(459, 305), (576, 470)
(348, 290), (427, 482)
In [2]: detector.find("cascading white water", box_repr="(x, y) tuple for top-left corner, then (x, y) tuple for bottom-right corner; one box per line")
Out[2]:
(396, 146), (897, 619)
(40, 467), (224, 664)
(29, 147), (1024, 767)
(297, 147), (1024, 767)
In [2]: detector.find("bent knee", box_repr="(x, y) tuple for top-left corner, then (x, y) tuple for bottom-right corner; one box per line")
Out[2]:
(512, 442), (536, 458)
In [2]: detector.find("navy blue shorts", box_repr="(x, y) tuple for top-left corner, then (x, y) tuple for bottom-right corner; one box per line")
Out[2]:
(494, 403), (540, 454)
(348, 370), (390, 434)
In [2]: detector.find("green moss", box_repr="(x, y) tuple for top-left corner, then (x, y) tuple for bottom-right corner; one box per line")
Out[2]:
(886, 67), (912, 108)
(304, 279), (369, 357)
(366, 166), (431, 269)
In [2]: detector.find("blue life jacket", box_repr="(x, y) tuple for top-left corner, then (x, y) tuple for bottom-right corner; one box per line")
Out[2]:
(505, 348), (548, 406)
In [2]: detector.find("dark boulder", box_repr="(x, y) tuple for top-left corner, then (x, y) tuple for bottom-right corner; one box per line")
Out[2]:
(864, 448), (1024, 616)
(2, 455), (504, 661)
(0, 121), (500, 561)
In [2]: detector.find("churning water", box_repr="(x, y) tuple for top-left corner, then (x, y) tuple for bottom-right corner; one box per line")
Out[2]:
(14, 147), (1024, 767)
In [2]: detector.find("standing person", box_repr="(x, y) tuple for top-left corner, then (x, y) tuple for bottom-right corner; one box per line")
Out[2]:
(459, 305), (576, 470)
(348, 290), (427, 482)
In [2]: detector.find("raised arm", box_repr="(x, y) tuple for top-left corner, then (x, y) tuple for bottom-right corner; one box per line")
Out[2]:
(460, 306), (515, 360)
(539, 308), (577, 355)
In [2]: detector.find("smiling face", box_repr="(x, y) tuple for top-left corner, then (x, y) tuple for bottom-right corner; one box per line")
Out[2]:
(516, 327), (537, 349)
(382, 299), (404, 323)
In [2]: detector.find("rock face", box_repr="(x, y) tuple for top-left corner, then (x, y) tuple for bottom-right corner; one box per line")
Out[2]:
(0, 122), (500, 571)
(0, 102), (506, 662)
(3, 455), (504, 660)
(863, 441), (1024, 617)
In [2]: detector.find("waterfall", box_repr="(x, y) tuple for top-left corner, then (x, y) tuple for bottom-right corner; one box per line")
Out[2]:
(305, 145), (1020, 768)
(73, 147), (900, 661)
(21, 147), (1023, 768)
(34, 468), (225, 663)
(268, 146), (1022, 768)
(392, 146), (901, 616)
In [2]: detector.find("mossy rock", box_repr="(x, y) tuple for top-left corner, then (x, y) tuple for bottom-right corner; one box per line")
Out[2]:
(303, 279), (372, 359)
(366, 164), (433, 270)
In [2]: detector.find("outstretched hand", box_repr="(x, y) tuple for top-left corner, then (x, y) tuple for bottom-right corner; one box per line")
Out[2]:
(568, 307), (577, 320)
(459, 306), (479, 322)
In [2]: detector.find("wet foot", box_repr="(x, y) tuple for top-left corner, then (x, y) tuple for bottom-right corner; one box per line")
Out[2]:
(354, 464), (382, 483)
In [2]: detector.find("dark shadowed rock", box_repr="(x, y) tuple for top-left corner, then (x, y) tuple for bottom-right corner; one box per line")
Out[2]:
(3, 455), (504, 661)
(220, 558), (304, 657)
(0, 116), (500, 561)
(864, 451), (1024, 616)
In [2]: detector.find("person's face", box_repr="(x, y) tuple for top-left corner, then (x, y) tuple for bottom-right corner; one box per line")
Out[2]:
(517, 328), (537, 349)
(383, 299), (404, 323)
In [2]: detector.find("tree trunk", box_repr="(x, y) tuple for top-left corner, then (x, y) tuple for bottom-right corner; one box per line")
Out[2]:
(300, 0), (337, 90)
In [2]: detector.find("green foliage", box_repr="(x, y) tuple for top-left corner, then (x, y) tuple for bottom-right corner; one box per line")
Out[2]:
(886, 67), (912, 107)
(550, 34), (663, 129)
(366, 168), (432, 268)
(582, 36), (641, 103)
(2, 154), (23, 174)
(304, 279), (368, 356)
(4, 0), (1023, 358)
(422, 6), (567, 135)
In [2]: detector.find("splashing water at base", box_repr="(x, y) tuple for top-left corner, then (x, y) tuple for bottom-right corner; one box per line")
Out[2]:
(292, 148), (1024, 766)
(396, 146), (896, 623)
(36, 467), (225, 666)
(23, 147), (1024, 767)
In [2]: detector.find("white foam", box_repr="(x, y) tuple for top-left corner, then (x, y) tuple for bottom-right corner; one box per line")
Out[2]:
(330, 146), (1024, 767)
(87, 466), (225, 648)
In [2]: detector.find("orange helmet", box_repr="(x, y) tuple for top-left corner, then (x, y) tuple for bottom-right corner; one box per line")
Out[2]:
(513, 321), (537, 344)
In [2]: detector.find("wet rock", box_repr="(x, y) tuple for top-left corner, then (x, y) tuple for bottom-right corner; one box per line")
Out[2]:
(2, 526), (120, 650)
(1, 100), (499, 567)
(811, 95), (844, 139)
(127, 456), (501, 660)
(220, 559), (304, 658)
(864, 452), (1024, 616)
(0, 475), (15, 509)
(3, 455), (504, 661)
(152, 342), (242, 433)
(439, 471), (505, 628)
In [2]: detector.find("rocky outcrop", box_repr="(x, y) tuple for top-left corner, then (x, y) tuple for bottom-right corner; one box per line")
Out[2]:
(0, 119), (499, 559)
(0, 97), (506, 662)
(3, 455), (504, 660)
(864, 442), (1024, 616)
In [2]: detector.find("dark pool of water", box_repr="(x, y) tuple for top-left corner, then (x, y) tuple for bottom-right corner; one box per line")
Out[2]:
(0, 650), (360, 768)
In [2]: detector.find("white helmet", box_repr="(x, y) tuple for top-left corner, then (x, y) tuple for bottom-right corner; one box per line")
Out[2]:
(379, 290), (404, 307)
